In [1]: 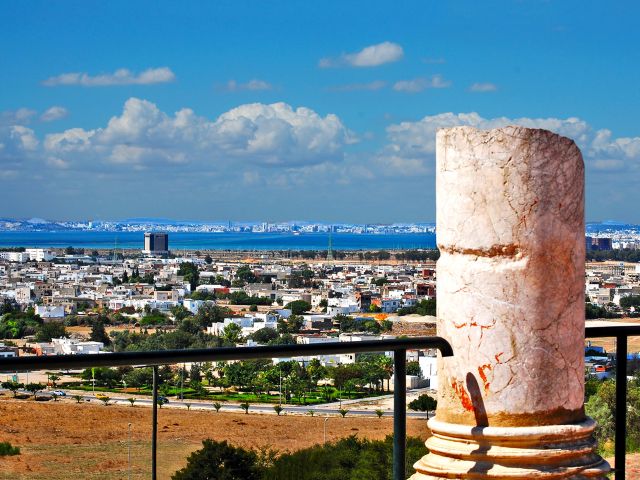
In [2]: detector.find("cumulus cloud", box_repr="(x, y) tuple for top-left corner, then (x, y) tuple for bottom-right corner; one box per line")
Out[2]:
(469, 82), (498, 92)
(40, 106), (69, 122)
(393, 75), (451, 93)
(1, 108), (37, 126)
(376, 112), (640, 177)
(328, 80), (387, 92)
(42, 98), (354, 169)
(319, 42), (403, 68)
(42, 67), (176, 87)
(222, 79), (273, 92)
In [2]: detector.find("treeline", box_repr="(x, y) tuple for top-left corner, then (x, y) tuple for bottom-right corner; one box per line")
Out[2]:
(173, 435), (427, 480)
(586, 375), (640, 454)
(397, 298), (436, 317)
(587, 248), (640, 263)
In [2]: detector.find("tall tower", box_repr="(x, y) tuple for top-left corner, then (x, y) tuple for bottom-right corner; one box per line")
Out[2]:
(327, 228), (334, 263)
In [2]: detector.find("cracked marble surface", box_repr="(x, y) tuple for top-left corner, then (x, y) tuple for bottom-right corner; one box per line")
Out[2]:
(435, 126), (585, 426)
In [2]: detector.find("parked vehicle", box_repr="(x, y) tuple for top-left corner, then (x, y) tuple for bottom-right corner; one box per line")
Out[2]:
(52, 390), (66, 396)
(96, 393), (109, 400)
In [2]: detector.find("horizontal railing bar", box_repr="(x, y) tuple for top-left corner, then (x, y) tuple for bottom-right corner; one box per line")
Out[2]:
(585, 325), (640, 338)
(0, 336), (453, 371)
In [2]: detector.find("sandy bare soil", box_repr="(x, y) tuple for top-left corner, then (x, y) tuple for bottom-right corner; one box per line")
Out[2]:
(586, 318), (640, 353)
(0, 398), (429, 479)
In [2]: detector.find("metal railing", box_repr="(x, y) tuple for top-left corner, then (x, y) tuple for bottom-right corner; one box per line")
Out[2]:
(585, 323), (640, 480)
(0, 336), (453, 480)
(2, 326), (637, 479)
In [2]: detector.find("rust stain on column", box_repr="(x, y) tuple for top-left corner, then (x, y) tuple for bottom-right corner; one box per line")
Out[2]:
(410, 126), (609, 479)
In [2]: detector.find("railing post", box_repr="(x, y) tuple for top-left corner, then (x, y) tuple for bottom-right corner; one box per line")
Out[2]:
(152, 365), (158, 480)
(615, 335), (627, 480)
(393, 349), (406, 480)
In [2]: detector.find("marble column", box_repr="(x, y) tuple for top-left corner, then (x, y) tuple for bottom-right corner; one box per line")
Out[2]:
(411, 127), (609, 479)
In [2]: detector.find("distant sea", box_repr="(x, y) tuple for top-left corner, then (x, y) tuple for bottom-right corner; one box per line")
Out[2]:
(0, 231), (437, 251)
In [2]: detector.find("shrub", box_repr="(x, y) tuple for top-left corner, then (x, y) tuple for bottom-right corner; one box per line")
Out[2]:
(273, 405), (283, 416)
(213, 401), (223, 412)
(239, 402), (250, 414)
(172, 439), (261, 480)
(0, 442), (20, 456)
(375, 409), (384, 418)
(338, 408), (349, 418)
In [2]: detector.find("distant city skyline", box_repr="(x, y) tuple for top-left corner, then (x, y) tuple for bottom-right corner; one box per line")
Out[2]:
(1, 1), (639, 222)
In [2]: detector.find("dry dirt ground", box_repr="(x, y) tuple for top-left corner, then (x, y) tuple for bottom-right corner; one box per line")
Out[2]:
(0, 398), (429, 480)
(586, 317), (640, 353)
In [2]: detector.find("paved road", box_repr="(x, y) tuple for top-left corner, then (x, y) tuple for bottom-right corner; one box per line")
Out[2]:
(2, 388), (431, 418)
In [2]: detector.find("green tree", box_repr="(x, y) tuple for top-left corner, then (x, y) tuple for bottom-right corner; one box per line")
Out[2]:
(179, 262), (200, 291)
(250, 327), (279, 344)
(24, 382), (44, 399)
(406, 361), (422, 377)
(204, 254), (213, 264)
(620, 295), (640, 309)
(89, 319), (111, 346)
(284, 300), (312, 315)
(172, 439), (261, 480)
(35, 321), (67, 342)
(273, 405), (283, 416)
(239, 402), (250, 414)
(1, 381), (23, 397)
(408, 394), (437, 417)
(222, 323), (243, 345)
(235, 265), (258, 284)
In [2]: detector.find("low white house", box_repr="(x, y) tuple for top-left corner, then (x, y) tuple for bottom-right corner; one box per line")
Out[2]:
(207, 313), (278, 337)
(418, 355), (438, 390)
(35, 305), (65, 319)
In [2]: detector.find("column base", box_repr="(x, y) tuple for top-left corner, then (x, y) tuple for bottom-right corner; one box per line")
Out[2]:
(410, 417), (610, 479)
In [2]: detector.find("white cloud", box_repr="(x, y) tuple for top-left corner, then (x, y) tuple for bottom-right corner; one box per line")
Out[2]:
(42, 98), (354, 169)
(376, 112), (640, 177)
(40, 106), (69, 122)
(393, 75), (451, 93)
(469, 82), (498, 92)
(1, 108), (37, 126)
(222, 79), (273, 92)
(42, 67), (176, 87)
(319, 42), (403, 68)
(328, 80), (387, 92)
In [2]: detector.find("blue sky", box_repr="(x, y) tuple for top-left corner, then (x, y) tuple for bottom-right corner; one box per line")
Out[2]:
(1, 1), (639, 222)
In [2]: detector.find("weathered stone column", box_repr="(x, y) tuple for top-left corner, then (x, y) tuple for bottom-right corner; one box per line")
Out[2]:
(411, 127), (609, 479)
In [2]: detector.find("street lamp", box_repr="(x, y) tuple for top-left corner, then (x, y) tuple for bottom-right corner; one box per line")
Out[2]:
(127, 423), (132, 480)
(323, 416), (329, 444)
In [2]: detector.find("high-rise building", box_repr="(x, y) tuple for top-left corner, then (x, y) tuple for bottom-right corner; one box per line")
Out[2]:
(143, 232), (169, 255)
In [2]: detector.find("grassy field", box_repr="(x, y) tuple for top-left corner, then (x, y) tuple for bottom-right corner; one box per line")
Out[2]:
(0, 397), (429, 479)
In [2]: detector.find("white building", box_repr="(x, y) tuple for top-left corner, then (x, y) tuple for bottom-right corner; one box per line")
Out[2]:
(418, 355), (438, 390)
(0, 251), (29, 262)
(35, 305), (65, 319)
(25, 249), (55, 262)
(207, 313), (278, 337)
(50, 337), (104, 355)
